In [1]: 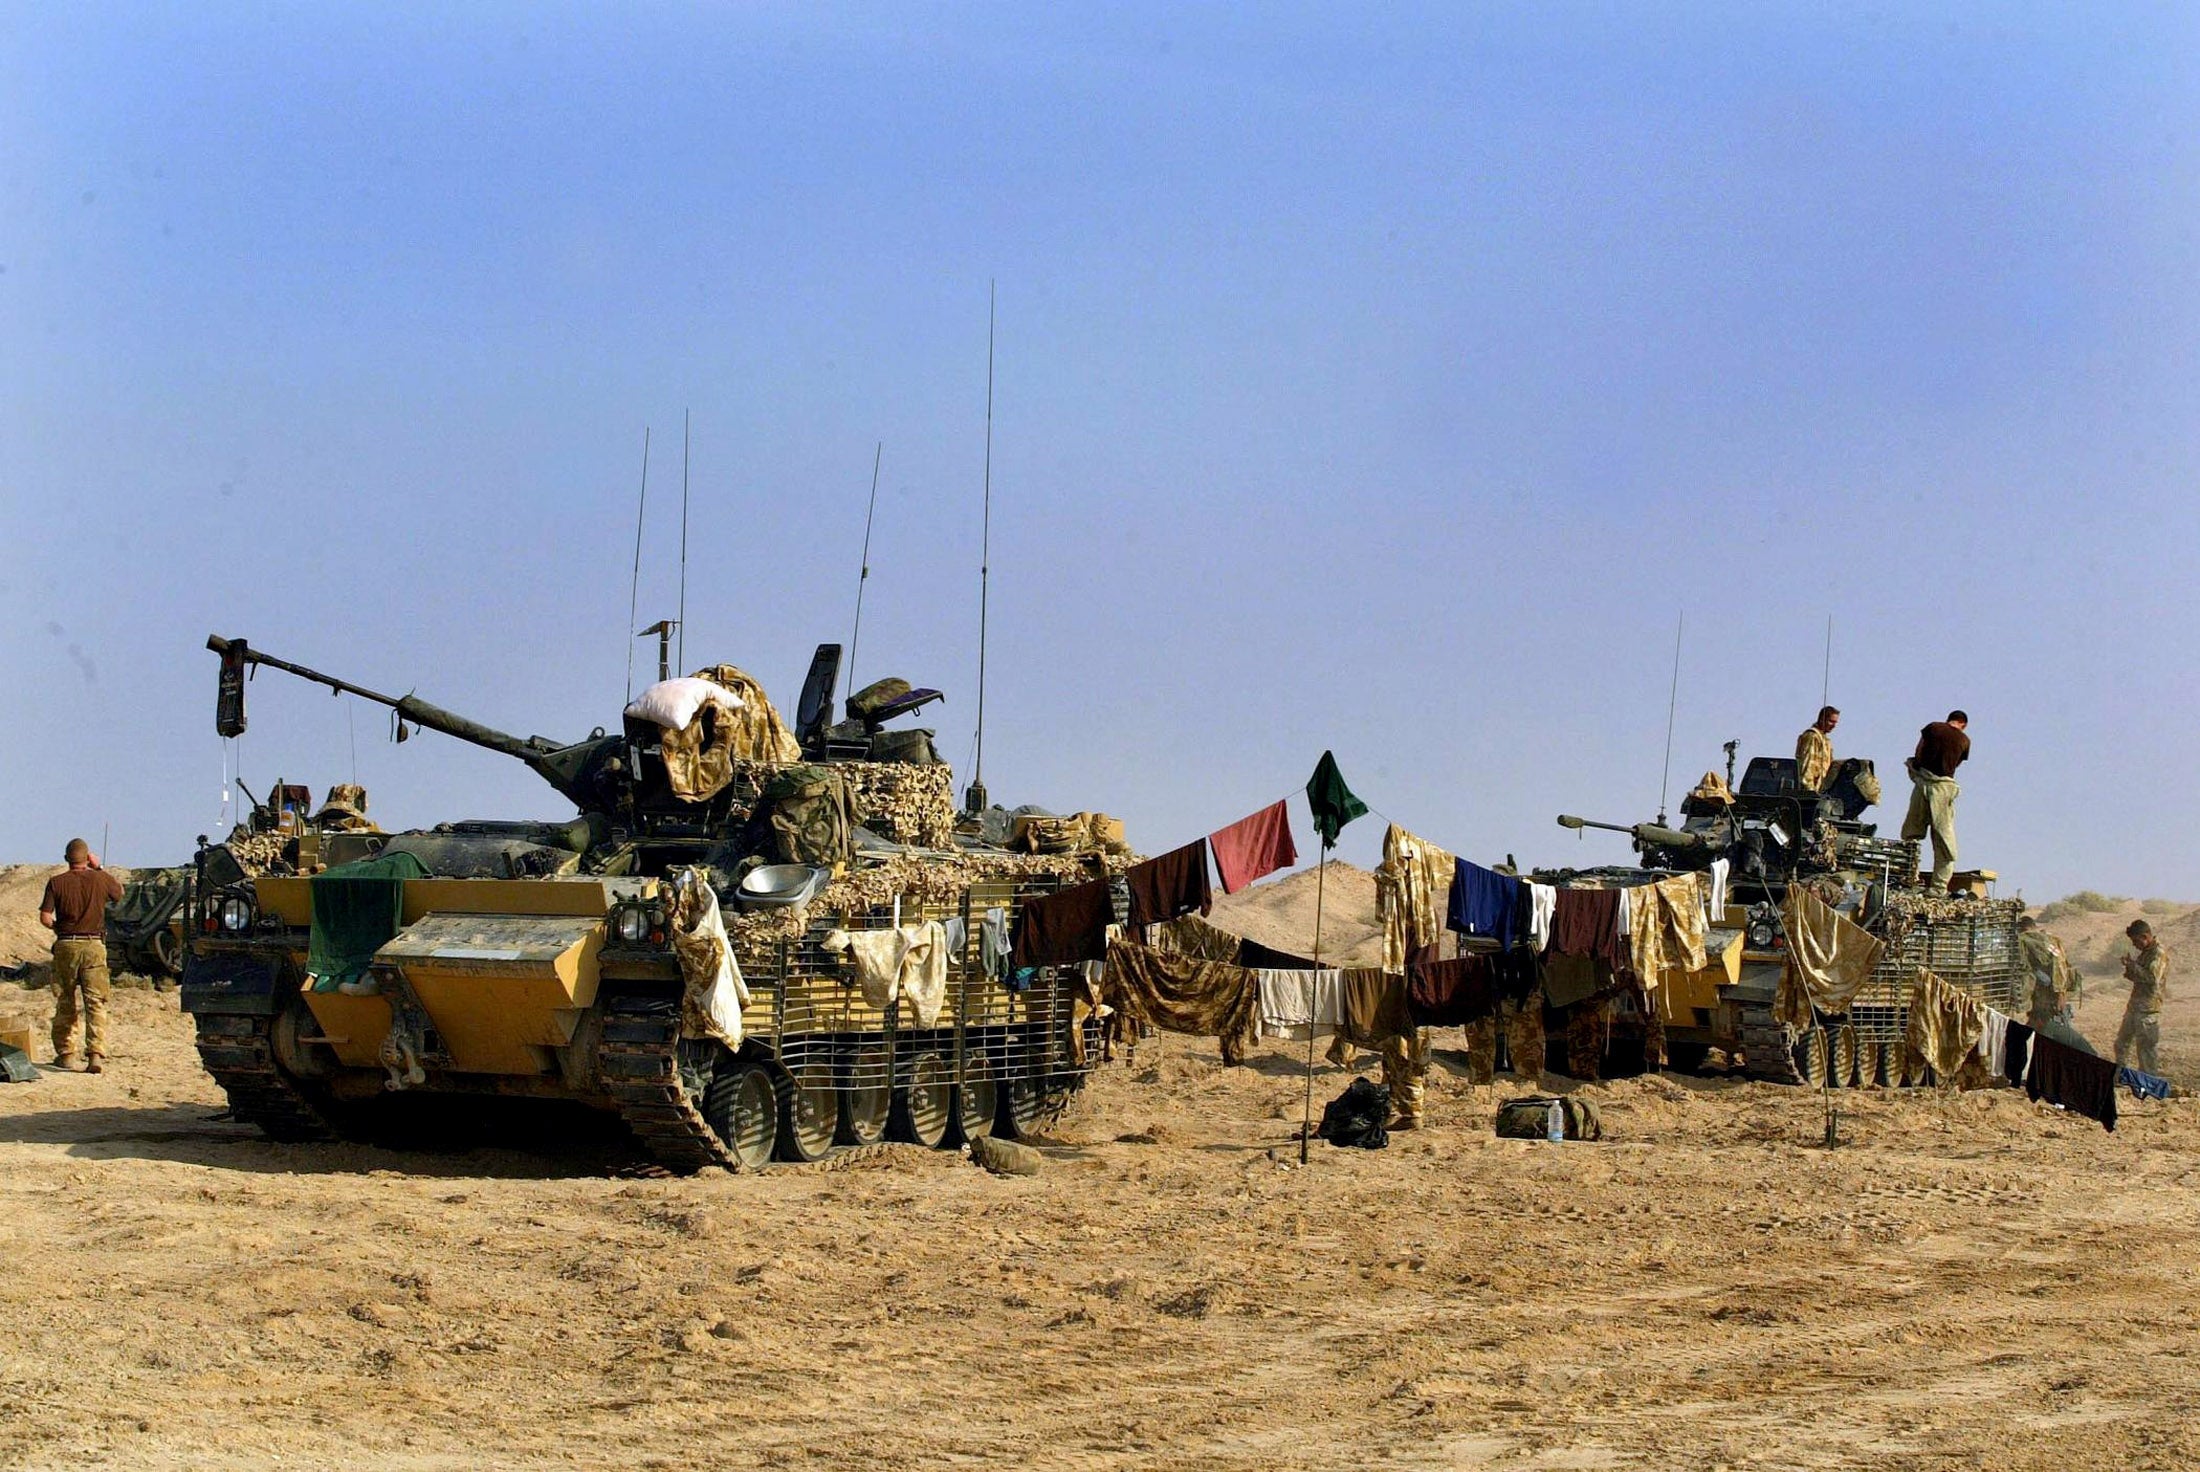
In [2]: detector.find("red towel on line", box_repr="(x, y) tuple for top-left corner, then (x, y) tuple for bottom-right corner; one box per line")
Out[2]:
(1208, 800), (1298, 895)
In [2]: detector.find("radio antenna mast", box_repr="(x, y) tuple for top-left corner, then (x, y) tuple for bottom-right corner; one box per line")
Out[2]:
(1821, 614), (1833, 707)
(623, 426), (652, 705)
(676, 409), (691, 672)
(847, 441), (883, 702)
(1657, 611), (1684, 825)
(967, 281), (996, 816)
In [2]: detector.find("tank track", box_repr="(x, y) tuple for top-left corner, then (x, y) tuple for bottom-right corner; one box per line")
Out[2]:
(1736, 998), (1806, 1085)
(190, 1013), (337, 1142)
(597, 993), (742, 1174)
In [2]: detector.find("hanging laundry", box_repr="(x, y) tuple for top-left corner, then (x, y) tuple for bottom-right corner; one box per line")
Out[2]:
(1011, 878), (1114, 968)
(1548, 887), (1627, 969)
(1100, 941), (1261, 1065)
(1979, 1008), (2010, 1081)
(2003, 1018), (2034, 1087)
(1149, 912), (1243, 964)
(1240, 936), (1318, 971)
(1331, 967), (1412, 1051)
(978, 907), (1013, 980)
(1905, 969), (1986, 1086)
(1209, 802), (1298, 894)
(1448, 858), (1523, 949)
(668, 867), (751, 1048)
(1625, 874), (1710, 988)
(2027, 1034), (2118, 1131)
(1305, 750), (1368, 849)
(1405, 954), (1498, 1027)
(1126, 840), (1214, 928)
(1526, 882), (1557, 953)
(820, 921), (950, 1028)
(1256, 967), (1344, 1042)
(1775, 885), (1887, 1029)
(1377, 825), (1456, 972)
(2120, 1066), (2172, 1101)
(1705, 858), (1731, 922)
(1541, 954), (1609, 1010)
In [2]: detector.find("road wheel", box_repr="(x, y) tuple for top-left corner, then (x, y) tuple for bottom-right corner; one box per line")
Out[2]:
(1795, 1029), (1829, 1089)
(702, 1057), (777, 1169)
(895, 1050), (951, 1148)
(841, 1042), (891, 1145)
(1832, 1025), (1858, 1088)
(955, 1050), (997, 1143)
(775, 1053), (838, 1163)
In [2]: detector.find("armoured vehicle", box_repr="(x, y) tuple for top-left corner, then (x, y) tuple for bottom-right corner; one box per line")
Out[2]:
(181, 635), (1119, 1170)
(1548, 748), (2023, 1085)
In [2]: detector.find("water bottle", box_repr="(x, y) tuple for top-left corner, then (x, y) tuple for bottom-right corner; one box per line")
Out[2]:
(1545, 1099), (1565, 1142)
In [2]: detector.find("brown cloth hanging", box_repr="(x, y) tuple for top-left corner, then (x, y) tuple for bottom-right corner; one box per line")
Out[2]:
(1334, 967), (1412, 1050)
(1149, 912), (1243, 964)
(1240, 936), (1318, 971)
(1549, 887), (1626, 968)
(1011, 878), (1114, 968)
(1406, 955), (1499, 1027)
(1101, 941), (1262, 1065)
(1126, 840), (1214, 928)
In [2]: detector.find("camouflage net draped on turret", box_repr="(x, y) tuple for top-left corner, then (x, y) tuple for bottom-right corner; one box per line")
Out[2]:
(657, 666), (803, 802)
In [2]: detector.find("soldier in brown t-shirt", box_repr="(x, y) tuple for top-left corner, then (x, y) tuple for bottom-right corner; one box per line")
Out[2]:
(1901, 711), (1969, 891)
(37, 838), (124, 1072)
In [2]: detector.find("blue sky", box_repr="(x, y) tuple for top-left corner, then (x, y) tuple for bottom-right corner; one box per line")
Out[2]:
(4, 4), (2195, 900)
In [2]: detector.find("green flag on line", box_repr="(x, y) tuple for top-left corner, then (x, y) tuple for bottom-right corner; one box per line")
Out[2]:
(1305, 750), (1367, 849)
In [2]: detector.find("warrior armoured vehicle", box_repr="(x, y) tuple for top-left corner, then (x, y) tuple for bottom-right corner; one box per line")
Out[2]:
(181, 635), (1121, 1169)
(1549, 748), (2024, 1085)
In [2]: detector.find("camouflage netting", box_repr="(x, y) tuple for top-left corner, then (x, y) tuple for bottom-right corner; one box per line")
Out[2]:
(1877, 891), (2026, 945)
(713, 759), (957, 850)
(841, 763), (956, 848)
(728, 848), (1133, 966)
(225, 830), (292, 877)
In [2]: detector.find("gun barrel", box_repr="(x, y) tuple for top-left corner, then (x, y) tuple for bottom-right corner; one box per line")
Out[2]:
(207, 635), (560, 769)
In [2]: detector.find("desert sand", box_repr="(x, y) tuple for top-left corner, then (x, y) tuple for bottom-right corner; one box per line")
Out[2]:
(0, 865), (2196, 1470)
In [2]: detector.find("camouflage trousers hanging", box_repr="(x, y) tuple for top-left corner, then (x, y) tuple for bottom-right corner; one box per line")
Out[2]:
(1464, 998), (1544, 1085)
(1564, 1001), (1611, 1080)
(49, 937), (111, 1062)
(1380, 1029), (1429, 1124)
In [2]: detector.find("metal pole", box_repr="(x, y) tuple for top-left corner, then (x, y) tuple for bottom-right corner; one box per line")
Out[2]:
(1300, 851), (1328, 1165)
(848, 441), (883, 703)
(677, 410), (690, 672)
(1657, 612), (1684, 824)
(970, 281), (995, 811)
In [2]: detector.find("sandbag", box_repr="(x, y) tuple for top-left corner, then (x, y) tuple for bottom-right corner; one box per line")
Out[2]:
(1317, 1077), (1390, 1150)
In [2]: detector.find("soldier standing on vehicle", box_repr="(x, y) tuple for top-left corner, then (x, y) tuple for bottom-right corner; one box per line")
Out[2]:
(2115, 919), (2169, 1074)
(2017, 915), (2079, 1029)
(1795, 706), (1840, 792)
(37, 838), (124, 1073)
(1902, 710), (1969, 891)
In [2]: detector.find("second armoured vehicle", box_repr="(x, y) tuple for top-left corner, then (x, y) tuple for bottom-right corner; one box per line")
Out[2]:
(1549, 748), (2023, 1085)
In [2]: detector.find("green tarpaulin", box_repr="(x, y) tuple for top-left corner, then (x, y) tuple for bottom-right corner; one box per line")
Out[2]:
(305, 851), (430, 993)
(1305, 750), (1367, 849)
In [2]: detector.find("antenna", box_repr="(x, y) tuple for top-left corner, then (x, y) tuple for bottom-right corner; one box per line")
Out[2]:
(1821, 614), (1833, 707)
(1657, 611), (1684, 825)
(967, 281), (996, 815)
(623, 427), (652, 705)
(847, 441), (883, 703)
(677, 409), (691, 673)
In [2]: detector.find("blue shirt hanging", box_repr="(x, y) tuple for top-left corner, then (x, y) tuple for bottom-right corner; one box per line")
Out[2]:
(1448, 858), (1523, 950)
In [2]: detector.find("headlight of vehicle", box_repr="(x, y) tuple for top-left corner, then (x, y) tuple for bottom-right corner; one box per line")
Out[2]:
(219, 895), (255, 933)
(613, 905), (649, 944)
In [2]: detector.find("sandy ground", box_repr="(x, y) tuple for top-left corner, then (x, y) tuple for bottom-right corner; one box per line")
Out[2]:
(1, 969), (2198, 1471)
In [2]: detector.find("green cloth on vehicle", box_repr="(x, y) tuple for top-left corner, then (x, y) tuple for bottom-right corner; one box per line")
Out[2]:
(1305, 750), (1367, 850)
(306, 851), (430, 993)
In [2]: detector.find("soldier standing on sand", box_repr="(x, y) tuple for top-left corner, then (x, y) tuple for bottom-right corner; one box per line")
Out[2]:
(37, 839), (124, 1073)
(2017, 915), (2079, 1029)
(1794, 706), (1840, 793)
(2115, 919), (2170, 1075)
(1902, 711), (1969, 892)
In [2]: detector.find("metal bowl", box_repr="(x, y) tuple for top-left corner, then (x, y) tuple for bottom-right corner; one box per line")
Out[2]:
(736, 863), (828, 910)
